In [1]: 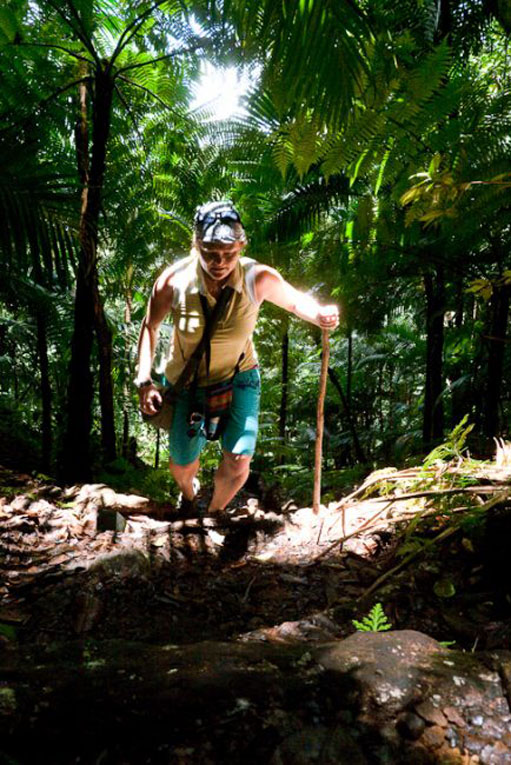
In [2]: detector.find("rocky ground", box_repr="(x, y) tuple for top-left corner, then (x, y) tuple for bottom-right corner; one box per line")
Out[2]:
(1, 461), (511, 762)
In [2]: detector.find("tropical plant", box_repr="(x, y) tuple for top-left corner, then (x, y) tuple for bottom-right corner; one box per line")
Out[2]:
(352, 602), (392, 632)
(2, 0), (230, 479)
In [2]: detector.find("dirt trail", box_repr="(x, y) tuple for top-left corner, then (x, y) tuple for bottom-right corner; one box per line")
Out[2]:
(0, 463), (510, 651)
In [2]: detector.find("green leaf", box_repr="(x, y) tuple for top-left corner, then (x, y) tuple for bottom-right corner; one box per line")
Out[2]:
(374, 147), (391, 195)
(0, 623), (16, 641)
(350, 148), (369, 186)
(422, 415), (474, 468)
(433, 579), (456, 598)
(0, 8), (19, 44)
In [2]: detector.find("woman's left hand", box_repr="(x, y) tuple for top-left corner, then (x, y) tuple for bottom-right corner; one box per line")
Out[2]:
(317, 304), (339, 330)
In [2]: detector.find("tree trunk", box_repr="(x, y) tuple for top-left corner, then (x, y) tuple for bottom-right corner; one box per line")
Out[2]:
(11, 343), (19, 401)
(155, 429), (160, 470)
(328, 367), (367, 463)
(483, 284), (510, 438)
(278, 318), (289, 464)
(450, 277), (470, 428)
(63, 273), (96, 481)
(28, 230), (53, 473)
(63, 67), (114, 482)
(386, 363), (395, 460)
(92, 273), (116, 463)
(423, 265), (445, 447)
(122, 278), (133, 459)
(88, 68), (117, 465)
(377, 363), (385, 437)
(436, 0), (453, 41)
(36, 311), (52, 472)
(122, 409), (130, 460)
(346, 329), (353, 407)
(454, 277), (464, 328)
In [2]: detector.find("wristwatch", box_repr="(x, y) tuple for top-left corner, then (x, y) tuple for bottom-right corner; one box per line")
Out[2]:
(134, 378), (153, 390)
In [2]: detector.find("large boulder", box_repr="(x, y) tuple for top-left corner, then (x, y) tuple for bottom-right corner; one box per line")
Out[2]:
(1, 630), (511, 763)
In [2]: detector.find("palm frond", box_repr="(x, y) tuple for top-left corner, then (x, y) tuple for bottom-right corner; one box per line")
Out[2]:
(205, 0), (371, 126)
(0, 170), (78, 288)
(263, 173), (351, 241)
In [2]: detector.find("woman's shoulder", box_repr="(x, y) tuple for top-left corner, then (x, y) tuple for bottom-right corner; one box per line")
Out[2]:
(163, 252), (199, 308)
(168, 252), (198, 284)
(239, 255), (261, 272)
(240, 257), (265, 305)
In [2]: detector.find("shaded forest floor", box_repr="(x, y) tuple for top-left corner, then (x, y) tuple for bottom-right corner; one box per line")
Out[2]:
(1, 453), (511, 652)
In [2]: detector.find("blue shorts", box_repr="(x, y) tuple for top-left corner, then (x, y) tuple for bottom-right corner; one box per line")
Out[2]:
(168, 368), (261, 466)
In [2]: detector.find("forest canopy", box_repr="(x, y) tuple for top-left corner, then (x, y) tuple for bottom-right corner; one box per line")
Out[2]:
(1, 0), (511, 498)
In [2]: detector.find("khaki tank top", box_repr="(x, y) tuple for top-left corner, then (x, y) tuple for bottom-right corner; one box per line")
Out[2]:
(164, 252), (260, 386)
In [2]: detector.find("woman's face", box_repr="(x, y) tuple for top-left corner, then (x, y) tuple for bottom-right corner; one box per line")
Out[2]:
(198, 241), (246, 282)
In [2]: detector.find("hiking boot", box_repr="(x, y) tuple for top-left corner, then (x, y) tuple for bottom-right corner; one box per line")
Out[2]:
(178, 495), (196, 518)
(177, 478), (200, 518)
(207, 508), (232, 525)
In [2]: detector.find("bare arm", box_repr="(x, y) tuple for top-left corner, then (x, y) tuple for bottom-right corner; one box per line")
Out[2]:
(135, 266), (175, 415)
(254, 265), (339, 329)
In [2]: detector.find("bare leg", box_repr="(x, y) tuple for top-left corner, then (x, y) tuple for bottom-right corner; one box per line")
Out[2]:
(169, 457), (200, 501)
(208, 451), (251, 512)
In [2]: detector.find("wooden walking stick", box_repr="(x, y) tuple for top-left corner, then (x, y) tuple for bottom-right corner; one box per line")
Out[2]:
(313, 329), (330, 514)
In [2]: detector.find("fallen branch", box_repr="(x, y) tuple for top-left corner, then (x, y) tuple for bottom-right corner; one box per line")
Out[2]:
(335, 461), (511, 511)
(337, 484), (506, 514)
(360, 485), (507, 504)
(313, 487), (511, 566)
(336, 468), (421, 507)
(312, 501), (395, 562)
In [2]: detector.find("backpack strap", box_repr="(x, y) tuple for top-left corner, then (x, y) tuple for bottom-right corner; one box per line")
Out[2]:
(172, 286), (234, 394)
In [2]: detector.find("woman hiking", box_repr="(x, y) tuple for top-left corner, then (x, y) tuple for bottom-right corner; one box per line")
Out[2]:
(135, 200), (339, 518)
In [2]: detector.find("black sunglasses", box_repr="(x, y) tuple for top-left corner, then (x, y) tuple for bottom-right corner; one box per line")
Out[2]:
(195, 208), (242, 227)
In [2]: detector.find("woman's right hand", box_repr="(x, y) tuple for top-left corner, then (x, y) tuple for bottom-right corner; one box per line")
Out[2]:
(138, 384), (163, 416)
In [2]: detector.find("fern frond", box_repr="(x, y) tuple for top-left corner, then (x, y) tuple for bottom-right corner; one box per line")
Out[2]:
(352, 603), (392, 632)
